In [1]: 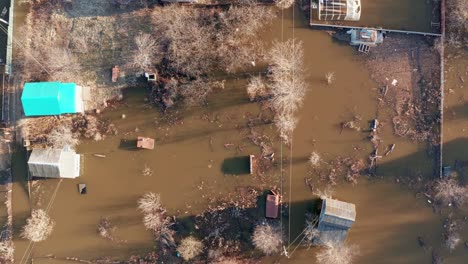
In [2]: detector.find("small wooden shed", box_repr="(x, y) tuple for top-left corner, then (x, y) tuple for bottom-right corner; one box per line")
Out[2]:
(315, 198), (356, 245)
(137, 137), (155, 150)
(265, 191), (280, 219)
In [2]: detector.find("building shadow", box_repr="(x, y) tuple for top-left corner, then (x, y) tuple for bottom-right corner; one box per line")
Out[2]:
(221, 156), (251, 175)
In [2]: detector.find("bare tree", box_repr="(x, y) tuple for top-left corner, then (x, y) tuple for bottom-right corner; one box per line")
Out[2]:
(48, 124), (79, 149)
(251, 222), (283, 255)
(151, 5), (215, 77)
(21, 209), (55, 242)
(268, 39), (306, 143)
(131, 33), (158, 71)
(433, 178), (468, 207)
(215, 2), (275, 72)
(316, 239), (359, 264)
(268, 39), (306, 114)
(177, 236), (203, 261)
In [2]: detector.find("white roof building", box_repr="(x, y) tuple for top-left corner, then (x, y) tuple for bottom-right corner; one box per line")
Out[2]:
(317, 0), (362, 21)
(28, 146), (81, 179)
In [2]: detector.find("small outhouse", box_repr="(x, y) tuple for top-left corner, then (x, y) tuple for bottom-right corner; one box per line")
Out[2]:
(28, 146), (81, 179)
(315, 198), (356, 244)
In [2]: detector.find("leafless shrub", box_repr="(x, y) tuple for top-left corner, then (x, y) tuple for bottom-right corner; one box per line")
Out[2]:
(433, 178), (468, 207)
(316, 239), (358, 264)
(325, 72), (335, 85)
(48, 124), (79, 149)
(247, 76), (269, 101)
(443, 216), (462, 252)
(98, 217), (116, 241)
(177, 236), (203, 261)
(138, 192), (163, 215)
(0, 240), (14, 262)
(141, 164), (153, 176)
(252, 222), (283, 255)
(274, 0), (295, 9)
(131, 33), (158, 71)
(21, 209), (55, 242)
(309, 152), (321, 167)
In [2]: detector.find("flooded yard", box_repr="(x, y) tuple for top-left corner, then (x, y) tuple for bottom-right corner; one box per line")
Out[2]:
(9, 3), (467, 264)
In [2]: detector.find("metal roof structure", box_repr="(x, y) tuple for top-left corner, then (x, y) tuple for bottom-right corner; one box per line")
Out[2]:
(316, 198), (356, 245)
(28, 146), (81, 178)
(317, 0), (361, 21)
(21, 82), (84, 116)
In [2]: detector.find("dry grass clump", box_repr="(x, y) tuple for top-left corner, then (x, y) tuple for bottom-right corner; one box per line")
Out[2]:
(247, 76), (269, 101)
(433, 178), (468, 207)
(251, 222), (283, 255)
(316, 240), (358, 264)
(325, 72), (335, 85)
(48, 124), (79, 149)
(21, 209), (55, 242)
(177, 236), (203, 261)
(268, 39), (306, 144)
(0, 240), (14, 262)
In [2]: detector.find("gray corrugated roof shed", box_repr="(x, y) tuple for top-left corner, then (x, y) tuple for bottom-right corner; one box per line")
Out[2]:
(319, 198), (356, 229)
(315, 198), (356, 245)
(28, 147), (80, 178)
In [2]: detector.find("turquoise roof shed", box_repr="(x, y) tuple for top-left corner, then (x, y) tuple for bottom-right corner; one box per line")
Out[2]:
(21, 82), (82, 116)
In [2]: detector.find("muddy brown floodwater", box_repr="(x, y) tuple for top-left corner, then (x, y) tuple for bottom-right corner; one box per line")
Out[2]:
(10, 5), (467, 264)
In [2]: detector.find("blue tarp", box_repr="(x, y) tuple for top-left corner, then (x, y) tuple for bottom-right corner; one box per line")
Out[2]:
(21, 82), (77, 116)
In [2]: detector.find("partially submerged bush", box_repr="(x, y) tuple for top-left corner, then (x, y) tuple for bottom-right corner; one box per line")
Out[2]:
(433, 178), (468, 207)
(0, 240), (14, 262)
(21, 209), (55, 242)
(309, 152), (321, 167)
(251, 222), (283, 255)
(247, 76), (269, 101)
(316, 240), (358, 264)
(177, 236), (203, 261)
(138, 192), (162, 214)
(325, 72), (335, 85)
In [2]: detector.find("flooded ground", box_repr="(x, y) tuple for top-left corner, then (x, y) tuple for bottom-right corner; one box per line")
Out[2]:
(309, 0), (438, 33)
(10, 4), (467, 264)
